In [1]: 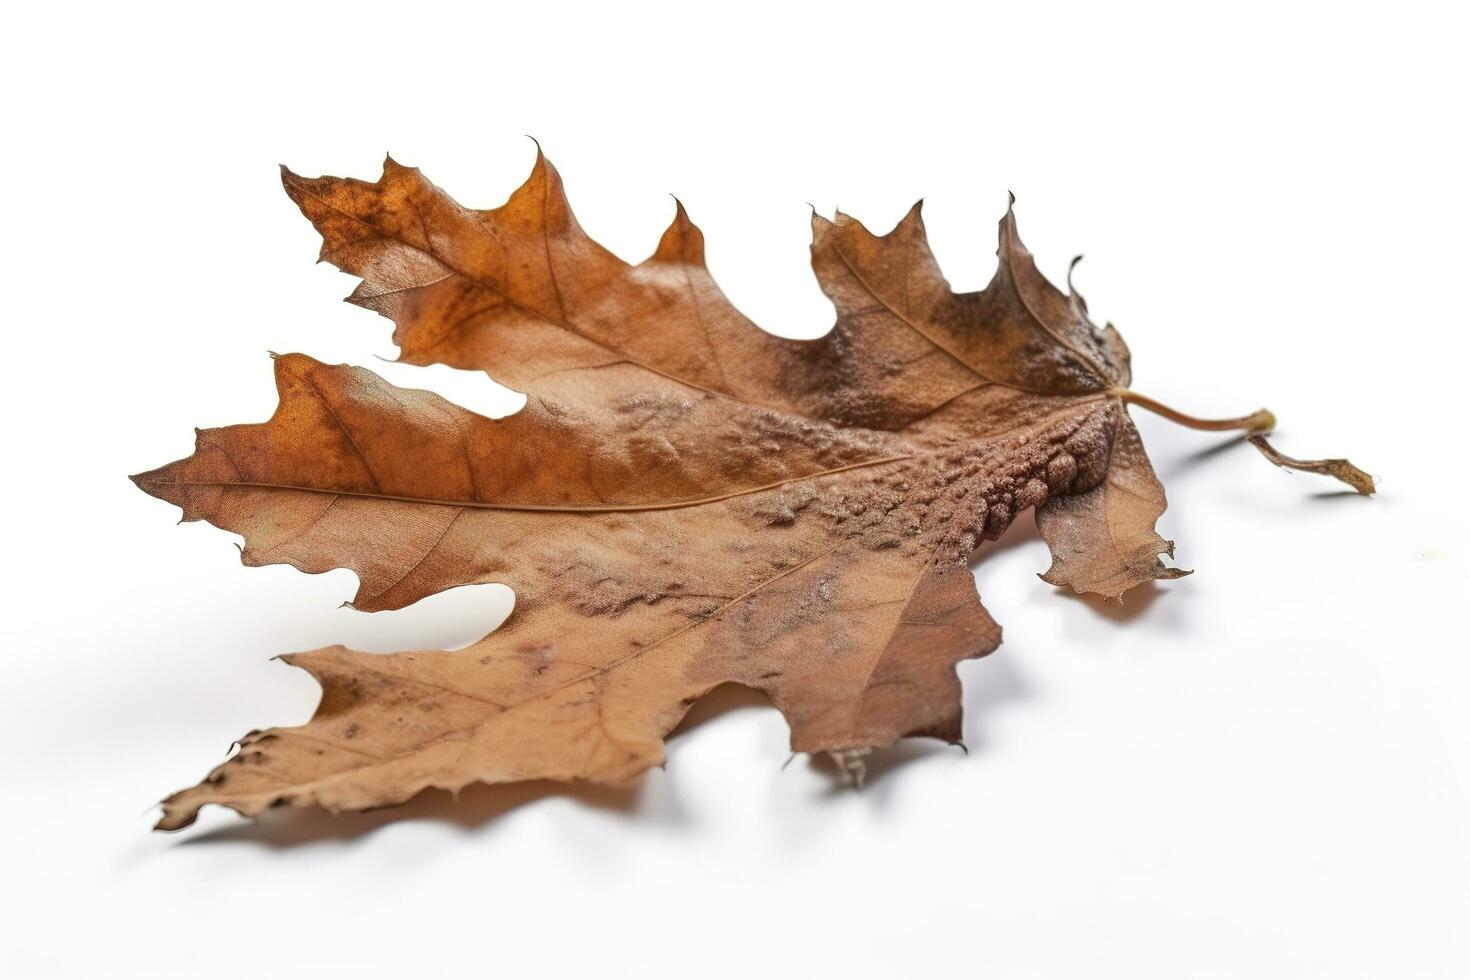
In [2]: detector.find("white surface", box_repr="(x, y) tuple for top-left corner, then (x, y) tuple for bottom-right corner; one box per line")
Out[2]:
(4, 2), (1468, 977)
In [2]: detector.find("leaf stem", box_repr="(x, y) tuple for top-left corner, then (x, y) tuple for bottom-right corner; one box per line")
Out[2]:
(1110, 388), (1276, 434)
(1111, 388), (1374, 495)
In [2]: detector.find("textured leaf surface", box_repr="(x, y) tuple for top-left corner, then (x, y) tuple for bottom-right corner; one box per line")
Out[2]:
(133, 152), (1366, 829)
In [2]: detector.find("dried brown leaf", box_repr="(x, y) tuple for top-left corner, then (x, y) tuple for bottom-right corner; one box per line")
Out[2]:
(132, 151), (1369, 829)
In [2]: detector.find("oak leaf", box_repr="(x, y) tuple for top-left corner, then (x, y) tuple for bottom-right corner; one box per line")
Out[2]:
(132, 151), (1370, 829)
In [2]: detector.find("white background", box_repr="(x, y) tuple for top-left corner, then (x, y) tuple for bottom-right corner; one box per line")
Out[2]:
(4, 2), (1467, 977)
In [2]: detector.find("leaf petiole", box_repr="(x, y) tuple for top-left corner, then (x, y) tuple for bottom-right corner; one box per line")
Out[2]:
(1111, 388), (1374, 495)
(1110, 388), (1276, 434)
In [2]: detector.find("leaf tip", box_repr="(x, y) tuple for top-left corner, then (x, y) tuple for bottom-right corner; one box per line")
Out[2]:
(382, 152), (415, 176)
(809, 206), (834, 235)
(278, 164), (306, 197)
(153, 811), (195, 833)
(153, 791), (201, 832)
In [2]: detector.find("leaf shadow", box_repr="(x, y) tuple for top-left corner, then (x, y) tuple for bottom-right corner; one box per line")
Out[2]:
(172, 683), (773, 850)
(1159, 432), (1254, 480)
(803, 739), (962, 790)
(1055, 579), (1164, 623)
(1310, 489), (1376, 501)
